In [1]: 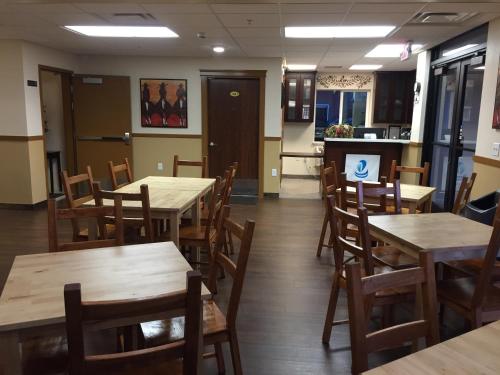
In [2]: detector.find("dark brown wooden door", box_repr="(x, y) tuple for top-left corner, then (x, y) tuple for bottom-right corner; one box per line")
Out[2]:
(72, 75), (132, 185)
(207, 78), (259, 180)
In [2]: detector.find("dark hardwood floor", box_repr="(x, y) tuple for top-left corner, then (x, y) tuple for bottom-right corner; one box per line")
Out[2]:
(0, 199), (466, 375)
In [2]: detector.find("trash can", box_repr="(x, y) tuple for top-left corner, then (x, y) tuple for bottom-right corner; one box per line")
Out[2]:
(463, 190), (500, 226)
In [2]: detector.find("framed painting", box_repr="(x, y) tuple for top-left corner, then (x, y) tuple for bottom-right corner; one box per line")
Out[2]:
(140, 78), (187, 128)
(493, 56), (500, 129)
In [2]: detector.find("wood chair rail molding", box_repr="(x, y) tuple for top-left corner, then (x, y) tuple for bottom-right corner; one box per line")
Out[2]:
(473, 155), (500, 169)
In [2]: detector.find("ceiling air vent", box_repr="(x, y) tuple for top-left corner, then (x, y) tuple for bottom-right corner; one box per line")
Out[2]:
(110, 13), (157, 23)
(411, 12), (477, 24)
(324, 65), (343, 69)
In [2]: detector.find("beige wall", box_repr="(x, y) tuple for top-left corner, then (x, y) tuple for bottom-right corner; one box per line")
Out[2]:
(400, 144), (423, 185)
(0, 140), (32, 204)
(132, 136), (202, 179)
(264, 139), (281, 194)
(472, 160), (500, 199)
(28, 139), (47, 203)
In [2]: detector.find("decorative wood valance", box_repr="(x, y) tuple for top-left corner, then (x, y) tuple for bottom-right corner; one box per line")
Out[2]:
(316, 73), (373, 90)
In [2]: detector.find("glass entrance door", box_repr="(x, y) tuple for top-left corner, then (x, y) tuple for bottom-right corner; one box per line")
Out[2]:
(428, 59), (484, 211)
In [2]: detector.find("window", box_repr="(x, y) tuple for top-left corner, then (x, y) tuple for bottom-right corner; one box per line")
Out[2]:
(315, 90), (368, 140)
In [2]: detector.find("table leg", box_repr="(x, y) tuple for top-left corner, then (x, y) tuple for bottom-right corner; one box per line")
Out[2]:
(87, 217), (98, 240)
(424, 197), (432, 213)
(169, 212), (180, 247)
(408, 202), (417, 214)
(412, 285), (424, 352)
(0, 332), (22, 375)
(192, 196), (201, 229)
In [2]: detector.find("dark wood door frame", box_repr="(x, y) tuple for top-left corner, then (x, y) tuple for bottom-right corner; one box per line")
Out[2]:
(200, 70), (266, 198)
(38, 65), (75, 200)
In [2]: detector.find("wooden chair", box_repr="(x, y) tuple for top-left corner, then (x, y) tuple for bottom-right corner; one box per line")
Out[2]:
(346, 251), (440, 374)
(140, 205), (255, 375)
(389, 159), (430, 186)
(357, 179), (416, 270)
(65, 270), (203, 375)
(173, 155), (208, 178)
(452, 173), (477, 215)
(61, 166), (97, 241)
(317, 161), (338, 257)
(321, 195), (414, 345)
(437, 214), (500, 329)
(179, 176), (225, 266)
(93, 182), (154, 244)
(108, 157), (133, 190)
(48, 196), (124, 252)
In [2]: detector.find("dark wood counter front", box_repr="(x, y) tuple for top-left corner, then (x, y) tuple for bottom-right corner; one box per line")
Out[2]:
(324, 138), (409, 180)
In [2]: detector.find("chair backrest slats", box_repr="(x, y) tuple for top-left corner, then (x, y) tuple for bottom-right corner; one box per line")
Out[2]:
(108, 158), (133, 190)
(65, 271), (202, 375)
(346, 251), (440, 374)
(339, 172), (363, 211)
(321, 161), (339, 197)
(452, 173), (477, 215)
(357, 178), (402, 215)
(93, 182), (154, 243)
(389, 160), (430, 186)
(173, 154), (208, 178)
(208, 205), (255, 328)
(48, 196), (124, 252)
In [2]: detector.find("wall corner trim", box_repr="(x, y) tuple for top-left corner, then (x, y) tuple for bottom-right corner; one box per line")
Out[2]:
(473, 155), (500, 168)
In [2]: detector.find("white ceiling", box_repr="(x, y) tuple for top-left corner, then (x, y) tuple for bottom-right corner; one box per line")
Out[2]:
(1, 0), (500, 71)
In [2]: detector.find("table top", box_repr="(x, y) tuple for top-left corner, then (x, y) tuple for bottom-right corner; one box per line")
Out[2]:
(364, 320), (500, 374)
(368, 213), (492, 261)
(341, 183), (436, 203)
(0, 242), (210, 332)
(87, 176), (216, 213)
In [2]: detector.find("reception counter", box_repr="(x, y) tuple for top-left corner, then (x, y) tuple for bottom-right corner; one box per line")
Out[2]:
(324, 138), (410, 180)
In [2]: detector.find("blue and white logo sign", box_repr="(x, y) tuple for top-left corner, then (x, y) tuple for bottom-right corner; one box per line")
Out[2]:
(345, 154), (381, 182)
(354, 159), (369, 179)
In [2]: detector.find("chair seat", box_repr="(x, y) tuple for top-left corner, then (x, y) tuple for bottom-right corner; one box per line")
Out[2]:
(179, 225), (216, 242)
(140, 300), (227, 348)
(443, 259), (500, 278)
(372, 246), (417, 269)
(437, 277), (500, 311)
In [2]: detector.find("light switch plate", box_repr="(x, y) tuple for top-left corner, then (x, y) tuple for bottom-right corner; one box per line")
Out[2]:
(157, 161), (164, 171)
(271, 168), (278, 177)
(493, 143), (500, 157)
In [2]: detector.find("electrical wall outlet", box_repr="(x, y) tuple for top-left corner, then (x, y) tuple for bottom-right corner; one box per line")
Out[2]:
(271, 168), (278, 177)
(157, 161), (164, 171)
(493, 143), (500, 157)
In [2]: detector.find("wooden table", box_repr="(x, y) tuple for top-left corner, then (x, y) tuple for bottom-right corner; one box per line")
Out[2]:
(368, 213), (493, 262)
(364, 320), (500, 374)
(87, 176), (216, 246)
(342, 183), (436, 213)
(0, 242), (210, 375)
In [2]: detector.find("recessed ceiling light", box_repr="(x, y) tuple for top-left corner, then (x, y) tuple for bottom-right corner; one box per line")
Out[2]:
(350, 64), (383, 71)
(64, 25), (178, 38)
(213, 46), (225, 53)
(474, 66), (485, 70)
(442, 44), (478, 57)
(287, 64), (317, 71)
(284, 26), (395, 38)
(365, 44), (424, 58)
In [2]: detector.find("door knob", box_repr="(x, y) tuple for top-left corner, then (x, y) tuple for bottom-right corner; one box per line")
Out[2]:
(209, 141), (217, 147)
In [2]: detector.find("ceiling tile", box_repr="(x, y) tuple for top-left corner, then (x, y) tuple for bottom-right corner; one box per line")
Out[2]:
(210, 4), (279, 14)
(242, 46), (283, 57)
(282, 13), (344, 26)
(227, 27), (281, 38)
(141, 4), (212, 14)
(235, 36), (284, 46)
(280, 3), (351, 14)
(350, 3), (425, 14)
(37, 13), (107, 26)
(74, 3), (146, 14)
(6, 3), (83, 14)
(342, 13), (414, 26)
(422, 2), (500, 14)
(154, 14), (223, 29)
(217, 13), (280, 28)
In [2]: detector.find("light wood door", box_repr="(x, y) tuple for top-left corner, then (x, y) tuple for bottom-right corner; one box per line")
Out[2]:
(73, 75), (132, 186)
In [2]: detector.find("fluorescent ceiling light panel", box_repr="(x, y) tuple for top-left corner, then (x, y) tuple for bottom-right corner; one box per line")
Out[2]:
(442, 44), (478, 57)
(349, 64), (383, 71)
(285, 26), (395, 38)
(64, 26), (179, 38)
(474, 66), (485, 70)
(213, 46), (225, 53)
(287, 64), (317, 71)
(365, 44), (423, 58)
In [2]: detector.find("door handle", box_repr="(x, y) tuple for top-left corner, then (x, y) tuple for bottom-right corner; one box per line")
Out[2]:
(209, 141), (217, 147)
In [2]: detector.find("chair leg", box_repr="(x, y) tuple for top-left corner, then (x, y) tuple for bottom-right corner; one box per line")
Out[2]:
(316, 212), (329, 257)
(214, 342), (226, 375)
(229, 330), (243, 375)
(322, 271), (341, 344)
